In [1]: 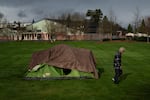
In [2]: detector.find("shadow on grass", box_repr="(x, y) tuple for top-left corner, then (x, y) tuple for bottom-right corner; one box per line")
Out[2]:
(119, 73), (132, 82)
(97, 68), (104, 78)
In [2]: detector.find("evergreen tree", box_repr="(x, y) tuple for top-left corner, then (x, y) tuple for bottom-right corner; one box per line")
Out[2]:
(32, 19), (35, 24)
(127, 24), (133, 33)
(139, 19), (146, 33)
(86, 9), (103, 22)
(86, 9), (103, 33)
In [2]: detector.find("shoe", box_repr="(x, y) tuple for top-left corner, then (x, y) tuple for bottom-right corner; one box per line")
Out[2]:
(112, 78), (115, 81)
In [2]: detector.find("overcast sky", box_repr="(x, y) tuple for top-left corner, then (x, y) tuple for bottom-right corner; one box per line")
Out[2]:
(0, 0), (150, 27)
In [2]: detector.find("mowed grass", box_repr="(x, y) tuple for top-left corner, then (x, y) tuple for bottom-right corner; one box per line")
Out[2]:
(0, 41), (150, 100)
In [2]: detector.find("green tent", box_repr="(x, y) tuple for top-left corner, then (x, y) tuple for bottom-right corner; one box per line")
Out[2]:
(25, 44), (99, 80)
(25, 64), (94, 80)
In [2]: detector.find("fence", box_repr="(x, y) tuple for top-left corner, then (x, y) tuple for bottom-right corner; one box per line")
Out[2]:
(1, 32), (125, 41)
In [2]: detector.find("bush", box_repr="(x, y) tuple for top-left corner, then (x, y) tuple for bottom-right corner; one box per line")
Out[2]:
(112, 38), (126, 41)
(133, 36), (148, 42)
(102, 38), (110, 41)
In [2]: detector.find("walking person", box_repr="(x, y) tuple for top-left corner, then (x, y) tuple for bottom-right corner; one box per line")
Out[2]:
(112, 47), (125, 84)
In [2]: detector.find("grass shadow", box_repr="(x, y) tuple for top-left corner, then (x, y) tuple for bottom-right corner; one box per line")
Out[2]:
(119, 73), (132, 82)
(97, 68), (104, 78)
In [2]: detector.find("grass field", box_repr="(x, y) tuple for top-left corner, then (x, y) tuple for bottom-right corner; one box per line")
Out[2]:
(0, 41), (150, 100)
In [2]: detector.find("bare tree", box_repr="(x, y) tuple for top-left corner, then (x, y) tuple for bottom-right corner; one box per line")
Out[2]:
(102, 16), (110, 34)
(108, 8), (117, 40)
(57, 9), (73, 20)
(57, 11), (86, 35)
(71, 12), (85, 21)
(133, 7), (141, 33)
(145, 17), (150, 43)
(58, 11), (85, 25)
(0, 12), (4, 22)
(0, 13), (12, 39)
(0, 12), (4, 29)
(109, 9), (117, 24)
(45, 19), (57, 42)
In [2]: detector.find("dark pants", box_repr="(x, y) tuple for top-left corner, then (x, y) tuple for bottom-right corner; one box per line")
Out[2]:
(114, 69), (123, 84)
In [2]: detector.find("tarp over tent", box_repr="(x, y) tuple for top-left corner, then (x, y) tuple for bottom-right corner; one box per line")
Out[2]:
(26, 44), (98, 79)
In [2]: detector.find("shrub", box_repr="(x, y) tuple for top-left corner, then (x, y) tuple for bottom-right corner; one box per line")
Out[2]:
(133, 36), (148, 42)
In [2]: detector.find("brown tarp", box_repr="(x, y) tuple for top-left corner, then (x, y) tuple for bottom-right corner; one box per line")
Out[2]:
(28, 44), (98, 79)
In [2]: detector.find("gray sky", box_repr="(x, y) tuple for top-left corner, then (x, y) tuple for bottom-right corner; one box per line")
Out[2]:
(0, 0), (150, 27)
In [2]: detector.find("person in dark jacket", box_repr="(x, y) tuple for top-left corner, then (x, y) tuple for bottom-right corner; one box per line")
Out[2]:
(112, 47), (125, 84)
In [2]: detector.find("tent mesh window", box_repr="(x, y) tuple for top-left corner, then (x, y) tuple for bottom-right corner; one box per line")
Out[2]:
(63, 68), (71, 75)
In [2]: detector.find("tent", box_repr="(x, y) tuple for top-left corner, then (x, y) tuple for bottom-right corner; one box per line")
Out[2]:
(25, 44), (98, 80)
(126, 33), (134, 37)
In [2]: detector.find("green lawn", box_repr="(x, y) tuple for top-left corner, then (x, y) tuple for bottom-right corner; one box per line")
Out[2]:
(0, 41), (150, 100)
